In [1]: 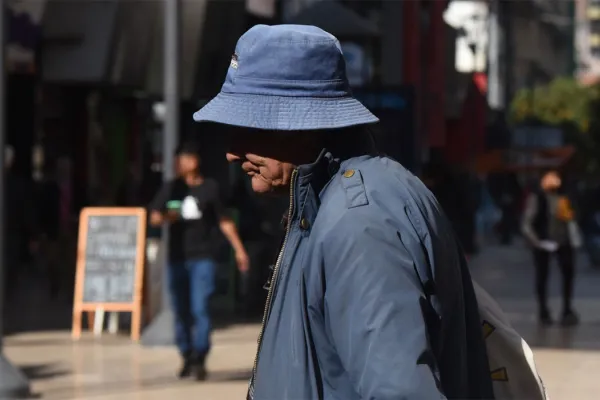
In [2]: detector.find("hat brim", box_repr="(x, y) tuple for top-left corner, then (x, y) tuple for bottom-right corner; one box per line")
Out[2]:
(192, 93), (379, 130)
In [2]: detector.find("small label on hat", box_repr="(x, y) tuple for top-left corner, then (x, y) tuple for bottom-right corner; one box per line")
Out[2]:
(230, 53), (238, 69)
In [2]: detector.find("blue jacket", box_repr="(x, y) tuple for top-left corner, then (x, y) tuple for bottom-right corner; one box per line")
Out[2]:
(249, 152), (494, 400)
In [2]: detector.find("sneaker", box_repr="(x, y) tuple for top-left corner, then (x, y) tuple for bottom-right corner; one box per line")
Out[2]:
(561, 310), (580, 327)
(193, 363), (208, 381)
(539, 309), (553, 326)
(177, 354), (194, 379)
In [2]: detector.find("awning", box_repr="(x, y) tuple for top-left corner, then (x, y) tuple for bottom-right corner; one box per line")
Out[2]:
(476, 146), (576, 173)
(42, 1), (119, 83)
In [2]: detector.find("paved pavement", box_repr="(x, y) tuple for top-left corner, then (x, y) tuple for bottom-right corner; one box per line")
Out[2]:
(5, 325), (259, 400)
(470, 241), (600, 399)
(4, 241), (600, 399)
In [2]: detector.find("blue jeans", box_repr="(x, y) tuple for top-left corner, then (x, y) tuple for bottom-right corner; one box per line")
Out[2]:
(167, 259), (216, 356)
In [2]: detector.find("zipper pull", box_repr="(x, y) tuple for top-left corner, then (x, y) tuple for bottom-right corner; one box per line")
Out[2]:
(263, 264), (275, 291)
(281, 213), (289, 229)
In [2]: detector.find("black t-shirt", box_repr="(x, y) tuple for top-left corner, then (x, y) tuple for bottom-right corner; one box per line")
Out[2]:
(149, 178), (226, 262)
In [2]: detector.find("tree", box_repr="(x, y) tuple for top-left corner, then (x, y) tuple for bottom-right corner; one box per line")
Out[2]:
(510, 77), (595, 132)
(510, 77), (600, 176)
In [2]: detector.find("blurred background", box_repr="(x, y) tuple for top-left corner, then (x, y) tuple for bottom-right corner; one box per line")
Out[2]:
(2, 0), (600, 399)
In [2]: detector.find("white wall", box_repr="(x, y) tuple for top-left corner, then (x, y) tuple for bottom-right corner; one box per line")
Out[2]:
(575, 0), (600, 78)
(512, 15), (569, 90)
(145, 0), (209, 99)
(444, 1), (489, 73)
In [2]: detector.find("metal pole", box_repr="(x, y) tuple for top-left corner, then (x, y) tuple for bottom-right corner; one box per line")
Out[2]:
(487, 0), (503, 110)
(0, 1), (32, 396)
(0, 0), (6, 353)
(567, 0), (576, 76)
(502, 0), (513, 109)
(141, 0), (180, 346)
(163, 0), (180, 182)
(0, 2), (6, 352)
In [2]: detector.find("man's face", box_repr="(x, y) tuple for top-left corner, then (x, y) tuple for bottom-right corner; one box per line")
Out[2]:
(225, 130), (319, 195)
(541, 171), (561, 192)
(176, 153), (199, 175)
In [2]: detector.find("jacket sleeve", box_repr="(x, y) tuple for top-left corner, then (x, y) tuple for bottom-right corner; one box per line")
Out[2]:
(323, 212), (445, 400)
(521, 193), (540, 246)
(148, 181), (172, 212)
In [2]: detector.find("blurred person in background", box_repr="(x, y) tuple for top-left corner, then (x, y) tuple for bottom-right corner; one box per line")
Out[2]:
(522, 169), (581, 326)
(149, 142), (249, 381)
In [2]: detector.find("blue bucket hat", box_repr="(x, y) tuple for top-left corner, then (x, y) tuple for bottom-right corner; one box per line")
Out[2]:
(192, 24), (378, 131)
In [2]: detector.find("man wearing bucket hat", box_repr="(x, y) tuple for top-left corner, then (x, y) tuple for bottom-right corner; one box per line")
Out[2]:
(194, 25), (493, 399)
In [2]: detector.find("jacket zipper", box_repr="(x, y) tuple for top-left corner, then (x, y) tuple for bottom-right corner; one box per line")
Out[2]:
(249, 169), (298, 395)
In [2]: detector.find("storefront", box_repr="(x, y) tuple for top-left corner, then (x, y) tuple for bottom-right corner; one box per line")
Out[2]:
(7, 0), (47, 178)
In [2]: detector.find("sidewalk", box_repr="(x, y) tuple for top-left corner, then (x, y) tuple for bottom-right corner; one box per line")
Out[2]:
(470, 242), (600, 399)
(470, 242), (600, 346)
(4, 242), (600, 399)
(5, 324), (260, 400)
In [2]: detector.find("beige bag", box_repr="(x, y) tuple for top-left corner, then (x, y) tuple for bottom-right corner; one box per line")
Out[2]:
(473, 281), (549, 400)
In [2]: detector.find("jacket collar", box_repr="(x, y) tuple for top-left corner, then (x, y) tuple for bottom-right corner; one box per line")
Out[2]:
(297, 149), (340, 194)
(287, 150), (335, 228)
(289, 149), (373, 231)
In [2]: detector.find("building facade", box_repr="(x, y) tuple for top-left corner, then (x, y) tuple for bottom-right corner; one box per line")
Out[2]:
(511, 0), (574, 90)
(576, 0), (600, 81)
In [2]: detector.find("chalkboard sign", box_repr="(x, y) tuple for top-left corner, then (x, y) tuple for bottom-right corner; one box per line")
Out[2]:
(72, 208), (147, 341)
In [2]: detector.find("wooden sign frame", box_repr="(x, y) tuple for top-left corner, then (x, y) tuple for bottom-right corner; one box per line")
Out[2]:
(72, 207), (147, 341)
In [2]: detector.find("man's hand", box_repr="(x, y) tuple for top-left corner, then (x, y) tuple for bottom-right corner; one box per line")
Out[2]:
(165, 209), (180, 223)
(150, 209), (179, 226)
(235, 249), (250, 273)
(538, 240), (559, 252)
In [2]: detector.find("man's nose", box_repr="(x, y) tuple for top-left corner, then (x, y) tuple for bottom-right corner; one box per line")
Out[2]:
(226, 153), (241, 163)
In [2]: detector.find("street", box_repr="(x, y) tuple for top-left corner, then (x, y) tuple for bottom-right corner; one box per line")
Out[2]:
(5, 241), (600, 399)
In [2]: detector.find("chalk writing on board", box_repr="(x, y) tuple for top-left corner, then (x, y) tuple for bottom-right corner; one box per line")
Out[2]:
(82, 215), (140, 303)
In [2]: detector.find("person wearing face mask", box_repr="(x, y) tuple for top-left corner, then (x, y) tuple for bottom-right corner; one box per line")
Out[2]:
(522, 169), (581, 326)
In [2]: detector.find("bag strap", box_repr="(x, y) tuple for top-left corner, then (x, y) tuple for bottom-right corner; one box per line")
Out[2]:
(413, 262), (443, 391)
(413, 240), (495, 399)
